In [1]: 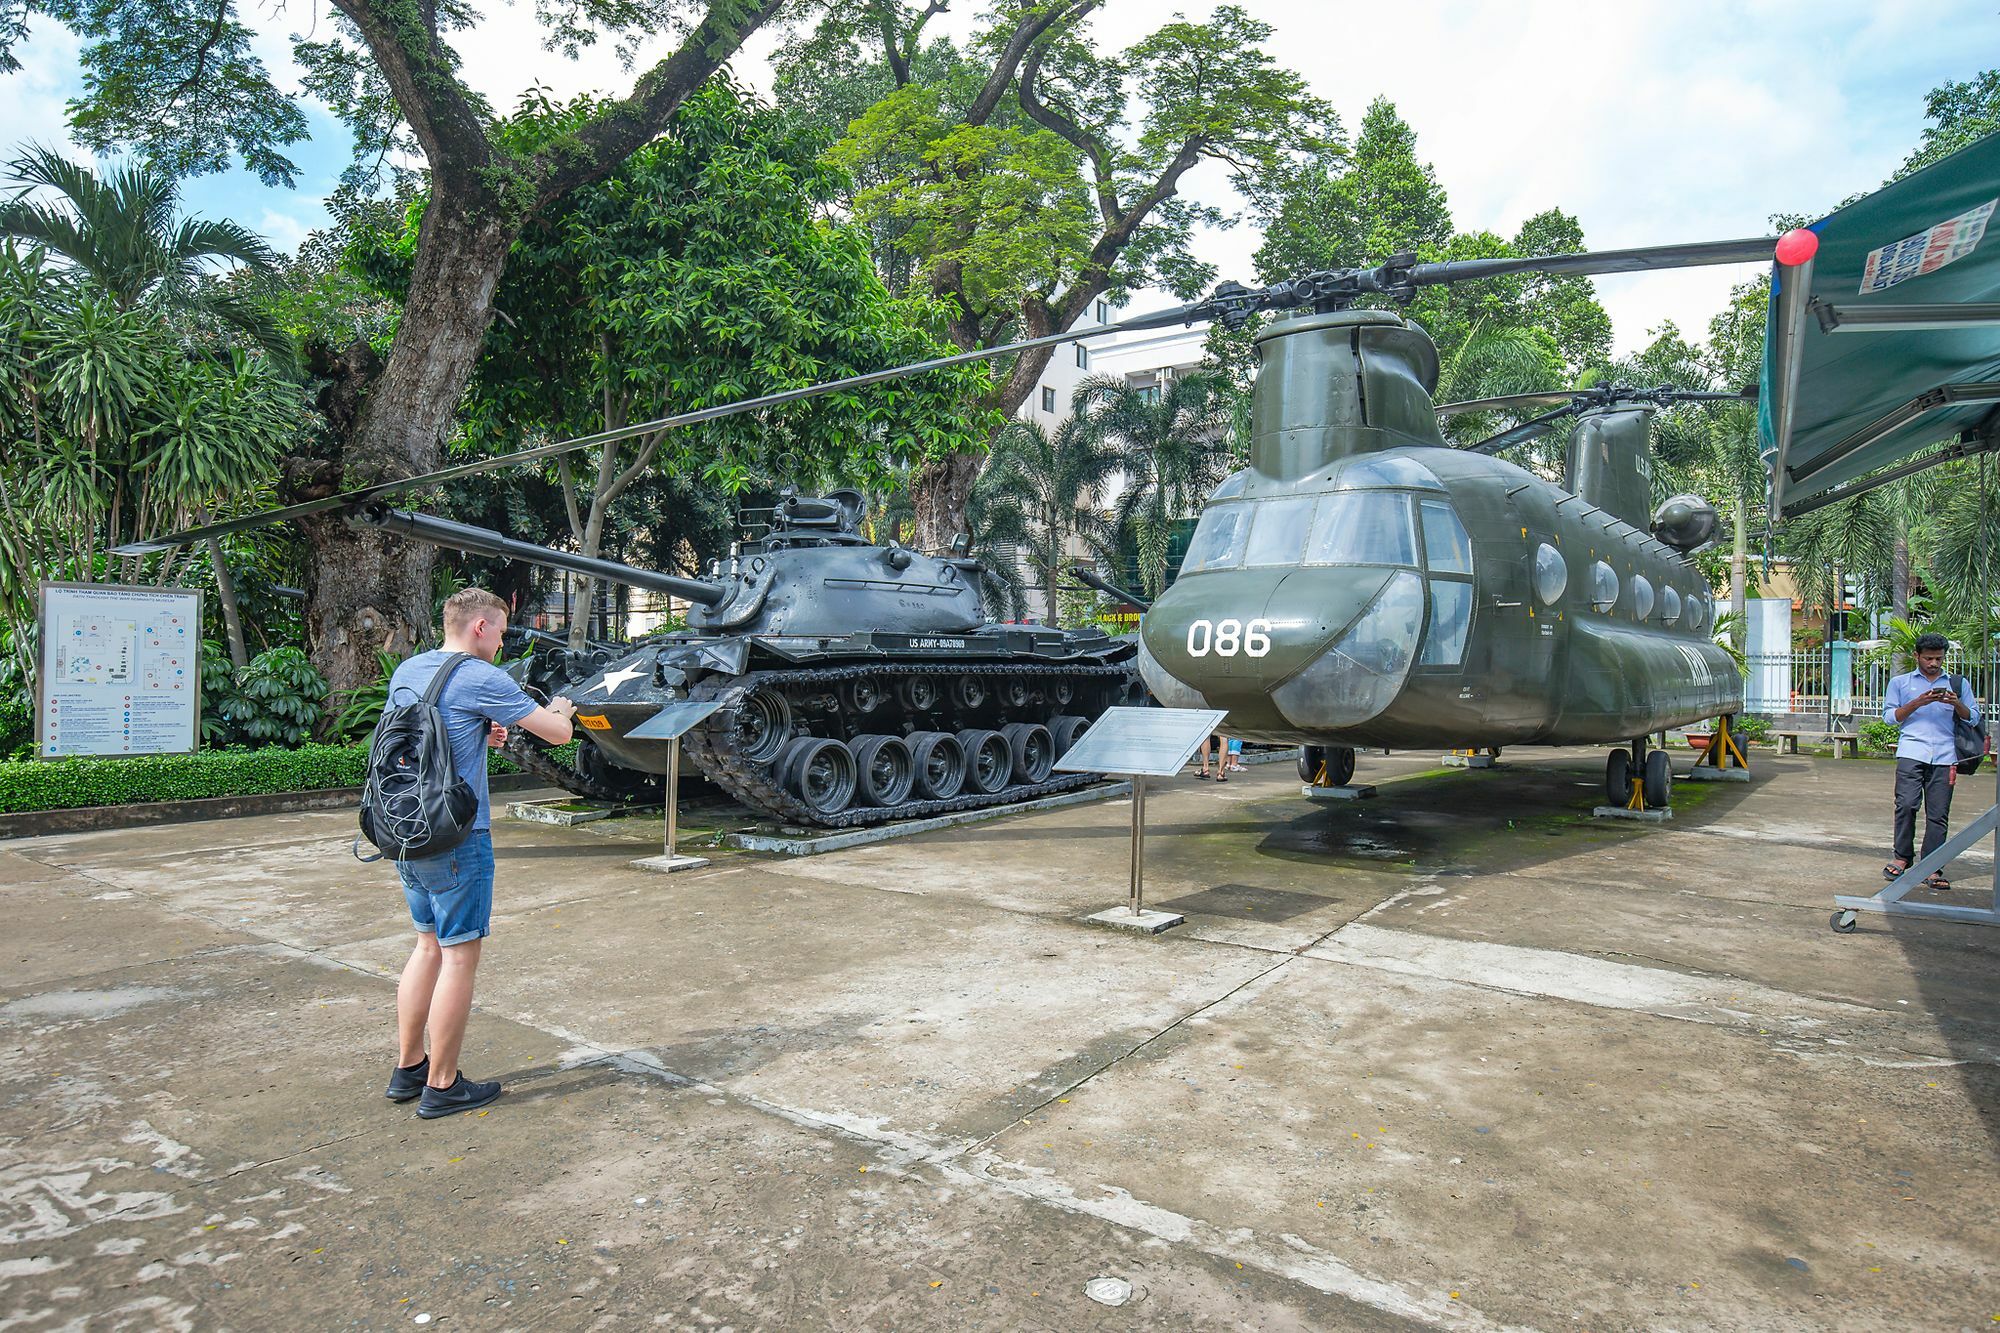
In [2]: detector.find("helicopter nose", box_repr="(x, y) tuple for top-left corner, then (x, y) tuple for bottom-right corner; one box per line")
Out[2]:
(1138, 566), (1414, 716)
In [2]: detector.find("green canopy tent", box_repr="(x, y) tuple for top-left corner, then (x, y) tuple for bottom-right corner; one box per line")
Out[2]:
(1759, 130), (2000, 932)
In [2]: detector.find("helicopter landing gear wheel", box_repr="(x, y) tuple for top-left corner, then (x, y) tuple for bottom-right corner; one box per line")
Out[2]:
(1605, 748), (1631, 806)
(1048, 714), (1090, 758)
(1299, 745), (1324, 783)
(779, 737), (857, 816)
(956, 729), (1012, 794)
(847, 734), (916, 807)
(842, 678), (884, 716)
(1642, 749), (1672, 809)
(953, 676), (988, 710)
(733, 689), (793, 764)
(1830, 909), (1860, 934)
(907, 731), (967, 799)
(1000, 722), (1055, 783)
(1328, 746), (1356, 786)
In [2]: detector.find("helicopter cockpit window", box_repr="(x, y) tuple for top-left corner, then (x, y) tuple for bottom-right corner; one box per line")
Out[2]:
(1180, 503), (1249, 574)
(1337, 455), (1443, 490)
(1533, 543), (1567, 604)
(1244, 496), (1320, 567)
(1209, 469), (1251, 502)
(1306, 492), (1418, 567)
(1631, 575), (1655, 622)
(1418, 500), (1472, 575)
(1418, 580), (1473, 667)
(1589, 560), (1619, 614)
(1661, 585), (1682, 626)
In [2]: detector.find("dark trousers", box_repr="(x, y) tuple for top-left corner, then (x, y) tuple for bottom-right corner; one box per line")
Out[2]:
(1892, 758), (1955, 864)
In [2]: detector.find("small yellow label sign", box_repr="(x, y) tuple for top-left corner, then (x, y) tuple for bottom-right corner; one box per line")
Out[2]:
(577, 713), (612, 731)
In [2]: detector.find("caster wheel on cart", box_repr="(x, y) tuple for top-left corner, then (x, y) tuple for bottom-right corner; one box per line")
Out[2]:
(1830, 910), (1859, 934)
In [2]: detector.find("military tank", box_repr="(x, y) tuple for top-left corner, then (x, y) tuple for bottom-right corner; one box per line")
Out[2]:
(355, 490), (1144, 826)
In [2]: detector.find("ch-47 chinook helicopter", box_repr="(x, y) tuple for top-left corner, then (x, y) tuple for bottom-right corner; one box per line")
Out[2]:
(121, 233), (1790, 814)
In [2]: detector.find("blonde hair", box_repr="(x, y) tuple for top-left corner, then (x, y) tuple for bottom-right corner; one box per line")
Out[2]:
(443, 587), (509, 635)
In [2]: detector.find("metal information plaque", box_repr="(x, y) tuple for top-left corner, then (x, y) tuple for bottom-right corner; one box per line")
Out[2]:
(1054, 706), (1227, 778)
(624, 700), (723, 741)
(37, 582), (202, 758)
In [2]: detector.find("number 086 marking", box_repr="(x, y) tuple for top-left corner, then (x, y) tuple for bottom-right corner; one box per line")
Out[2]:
(1185, 618), (1272, 657)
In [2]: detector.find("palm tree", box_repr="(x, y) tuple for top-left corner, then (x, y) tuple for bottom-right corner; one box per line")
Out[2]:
(0, 146), (289, 359)
(1928, 453), (1999, 644)
(972, 412), (1121, 626)
(1083, 371), (1235, 596)
(1781, 491), (1896, 630)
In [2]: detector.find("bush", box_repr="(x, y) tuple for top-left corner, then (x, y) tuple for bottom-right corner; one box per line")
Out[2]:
(1731, 715), (1772, 743)
(202, 643), (331, 747)
(0, 742), (534, 813)
(1860, 720), (1901, 753)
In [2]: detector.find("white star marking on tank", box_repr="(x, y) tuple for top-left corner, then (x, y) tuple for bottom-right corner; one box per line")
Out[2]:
(588, 666), (647, 695)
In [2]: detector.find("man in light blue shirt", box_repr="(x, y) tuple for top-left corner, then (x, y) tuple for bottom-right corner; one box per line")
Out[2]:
(1882, 632), (1981, 889)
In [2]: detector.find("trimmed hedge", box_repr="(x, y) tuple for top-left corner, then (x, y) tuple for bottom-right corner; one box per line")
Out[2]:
(0, 742), (564, 814)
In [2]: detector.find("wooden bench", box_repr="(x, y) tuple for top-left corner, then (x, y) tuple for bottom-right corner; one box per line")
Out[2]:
(1772, 730), (1860, 757)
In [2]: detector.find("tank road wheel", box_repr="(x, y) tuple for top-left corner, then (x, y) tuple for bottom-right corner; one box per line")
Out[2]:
(1642, 749), (1672, 809)
(732, 688), (793, 764)
(842, 677), (885, 716)
(848, 734), (916, 807)
(1605, 748), (1631, 807)
(957, 729), (1012, 794)
(898, 675), (942, 712)
(1328, 746), (1357, 786)
(1000, 676), (1034, 710)
(1048, 715), (1091, 758)
(1053, 679), (1075, 705)
(1000, 722), (1055, 784)
(908, 731), (967, 799)
(779, 737), (856, 816)
(954, 676), (988, 710)
(1298, 745), (1326, 783)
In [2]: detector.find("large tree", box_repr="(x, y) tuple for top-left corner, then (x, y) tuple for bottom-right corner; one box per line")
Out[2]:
(2, 0), (791, 690)
(777, 0), (1334, 548)
(359, 81), (995, 647)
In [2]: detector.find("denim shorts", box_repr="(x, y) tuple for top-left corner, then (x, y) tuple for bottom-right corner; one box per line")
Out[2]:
(396, 830), (495, 947)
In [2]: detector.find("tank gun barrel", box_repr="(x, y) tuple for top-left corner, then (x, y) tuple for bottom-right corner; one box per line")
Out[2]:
(350, 505), (727, 606)
(1067, 565), (1151, 611)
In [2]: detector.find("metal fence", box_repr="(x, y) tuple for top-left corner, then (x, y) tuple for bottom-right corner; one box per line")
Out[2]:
(1745, 647), (2000, 726)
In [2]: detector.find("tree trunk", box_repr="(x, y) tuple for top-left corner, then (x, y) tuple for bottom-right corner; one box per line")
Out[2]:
(912, 339), (1062, 550)
(206, 534), (249, 668)
(302, 201), (516, 695)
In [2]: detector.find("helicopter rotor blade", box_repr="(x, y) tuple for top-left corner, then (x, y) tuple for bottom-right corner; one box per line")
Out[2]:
(1408, 237), (1777, 289)
(1463, 404), (1580, 455)
(116, 302), (1218, 556)
(1434, 390), (1588, 418)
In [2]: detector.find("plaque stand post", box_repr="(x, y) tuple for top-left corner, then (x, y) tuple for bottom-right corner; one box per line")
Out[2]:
(633, 734), (710, 874)
(1088, 771), (1184, 934)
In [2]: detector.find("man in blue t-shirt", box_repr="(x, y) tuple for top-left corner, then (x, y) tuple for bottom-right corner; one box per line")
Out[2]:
(382, 588), (577, 1118)
(1882, 631), (1982, 891)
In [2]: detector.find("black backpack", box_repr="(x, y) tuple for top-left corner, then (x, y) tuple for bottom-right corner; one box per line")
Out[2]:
(1954, 675), (1990, 776)
(355, 653), (479, 863)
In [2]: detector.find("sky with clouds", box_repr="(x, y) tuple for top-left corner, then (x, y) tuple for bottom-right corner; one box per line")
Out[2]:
(3, 0), (1994, 355)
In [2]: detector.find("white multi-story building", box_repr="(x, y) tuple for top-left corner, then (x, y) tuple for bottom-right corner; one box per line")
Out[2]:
(1002, 299), (1215, 619)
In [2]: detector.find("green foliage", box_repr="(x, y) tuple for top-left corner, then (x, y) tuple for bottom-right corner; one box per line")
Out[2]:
(1087, 372), (1236, 596)
(333, 649), (405, 740)
(0, 740), (533, 813)
(1897, 69), (2000, 179)
(972, 407), (1122, 626)
(200, 644), (330, 748)
(1730, 714), (1772, 743)
(1860, 720), (1902, 754)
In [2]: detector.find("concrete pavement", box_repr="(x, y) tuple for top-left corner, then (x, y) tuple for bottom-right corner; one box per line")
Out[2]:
(2, 748), (1995, 1329)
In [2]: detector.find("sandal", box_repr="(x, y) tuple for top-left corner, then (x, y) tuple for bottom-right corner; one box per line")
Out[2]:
(1215, 774), (1229, 783)
(1924, 873), (1951, 892)
(1883, 861), (1909, 882)
(1195, 770), (1210, 780)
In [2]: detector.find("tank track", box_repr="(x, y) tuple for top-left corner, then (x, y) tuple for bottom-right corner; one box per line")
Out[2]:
(500, 733), (662, 805)
(684, 661), (1132, 828)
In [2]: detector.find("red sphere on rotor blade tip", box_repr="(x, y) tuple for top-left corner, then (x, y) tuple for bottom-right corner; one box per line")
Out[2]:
(1774, 229), (1820, 266)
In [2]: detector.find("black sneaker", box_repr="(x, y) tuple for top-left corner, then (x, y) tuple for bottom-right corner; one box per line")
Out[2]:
(416, 1073), (502, 1119)
(386, 1057), (430, 1103)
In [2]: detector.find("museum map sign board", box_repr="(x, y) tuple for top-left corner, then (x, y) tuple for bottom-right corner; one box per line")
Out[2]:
(36, 582), (201, 758)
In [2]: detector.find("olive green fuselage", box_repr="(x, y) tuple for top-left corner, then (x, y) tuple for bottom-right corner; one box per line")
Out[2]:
(1135, 308), (1741, 748)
